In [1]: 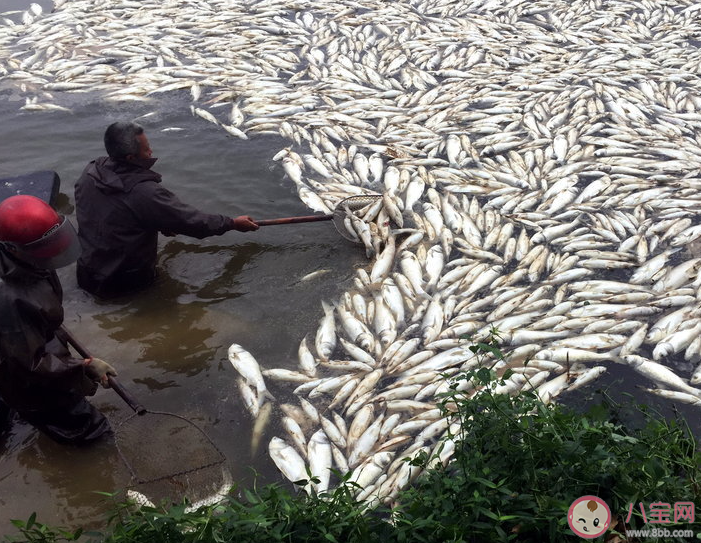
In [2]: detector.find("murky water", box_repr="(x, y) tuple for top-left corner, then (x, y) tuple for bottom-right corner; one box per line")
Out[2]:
(0, 18), (366, 536)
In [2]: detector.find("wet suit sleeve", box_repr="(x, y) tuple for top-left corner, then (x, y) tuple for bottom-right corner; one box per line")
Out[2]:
(0, 297), (97, 397)
(132, 182), (232, 239)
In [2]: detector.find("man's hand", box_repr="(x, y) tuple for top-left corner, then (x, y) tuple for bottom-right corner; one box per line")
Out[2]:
(231, 215), (259, 232)
(84, 357), (118, 388)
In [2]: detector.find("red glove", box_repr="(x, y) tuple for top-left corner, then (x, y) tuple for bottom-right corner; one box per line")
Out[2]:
(230, 215), (259, 232)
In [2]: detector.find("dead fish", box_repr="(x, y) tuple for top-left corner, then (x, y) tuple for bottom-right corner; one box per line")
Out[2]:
(298, 269), (332, 282)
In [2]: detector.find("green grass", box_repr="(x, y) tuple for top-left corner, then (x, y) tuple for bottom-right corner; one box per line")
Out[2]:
(5, 339), (701, 542)
(396, 339), (701, 542)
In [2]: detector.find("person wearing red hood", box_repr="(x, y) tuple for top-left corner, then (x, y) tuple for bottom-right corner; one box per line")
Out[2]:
(0, 195), (117, 444)
(74, 121), (259, 299)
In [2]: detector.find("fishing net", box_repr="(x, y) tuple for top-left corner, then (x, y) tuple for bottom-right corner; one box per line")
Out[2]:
(130, 465), (234, 509)
(114, 410), (226, 485)
(331, 194), (419, 245)
(331, 194), (383, 241)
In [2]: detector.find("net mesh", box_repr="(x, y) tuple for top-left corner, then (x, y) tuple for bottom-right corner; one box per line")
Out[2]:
(331, 194), (418, 242)
(332, 194), (382, 241)
(129, 465), (233, 508)
(114, 411), (225, 485)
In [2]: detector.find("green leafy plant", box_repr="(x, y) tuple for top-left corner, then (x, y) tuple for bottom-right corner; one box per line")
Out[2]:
(7, 512), (82, 542)
(394, 337), (701, 542)
(5, 337), (701, 543)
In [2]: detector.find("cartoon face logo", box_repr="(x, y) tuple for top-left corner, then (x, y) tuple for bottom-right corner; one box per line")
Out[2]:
(568, 495), (611, 539)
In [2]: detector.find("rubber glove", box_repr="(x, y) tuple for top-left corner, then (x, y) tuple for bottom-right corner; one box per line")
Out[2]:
(84, 357), (118, 388)
(230, 215), (259, 232)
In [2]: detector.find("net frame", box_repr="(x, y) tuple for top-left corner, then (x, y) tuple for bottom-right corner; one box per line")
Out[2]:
(331, 194), (382, 241)
(114, 410), (226, 485)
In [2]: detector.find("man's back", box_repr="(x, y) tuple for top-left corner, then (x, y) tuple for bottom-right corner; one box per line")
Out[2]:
(75, 122), (257, 299)
(75, 156), (162, 298)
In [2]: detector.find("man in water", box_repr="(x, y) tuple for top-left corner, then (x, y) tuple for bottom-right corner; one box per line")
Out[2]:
(0, 195), (117, 444)
(74, 121), (259, 299)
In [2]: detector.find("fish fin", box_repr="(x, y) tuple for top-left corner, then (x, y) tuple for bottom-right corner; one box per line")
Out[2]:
(418, 289), (432, 301)
(258, 389), (276, 408)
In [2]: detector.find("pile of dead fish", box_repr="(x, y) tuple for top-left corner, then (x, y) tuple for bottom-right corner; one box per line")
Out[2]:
(4, 0), (701, 503)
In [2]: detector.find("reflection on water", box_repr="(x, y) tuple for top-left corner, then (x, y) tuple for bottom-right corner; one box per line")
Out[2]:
(159, 239), (271, 301)
(1, 425), (128, 533)
(0, 85), (365, 536)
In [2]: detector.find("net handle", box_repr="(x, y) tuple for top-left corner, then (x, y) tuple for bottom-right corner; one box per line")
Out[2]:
(257, 215), (332, 226)
(254, 195), (381, 241)
(58, 326), (147, 415)
(107, 376), (147, 415)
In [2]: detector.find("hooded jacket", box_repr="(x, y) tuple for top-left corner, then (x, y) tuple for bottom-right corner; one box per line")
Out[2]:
(74, 157), (232, 298)
(0, 247), (97, 411)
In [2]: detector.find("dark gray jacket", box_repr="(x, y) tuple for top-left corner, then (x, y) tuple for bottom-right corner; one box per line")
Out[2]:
(0, 248), (96, 410)
(75, 156), (232, 298)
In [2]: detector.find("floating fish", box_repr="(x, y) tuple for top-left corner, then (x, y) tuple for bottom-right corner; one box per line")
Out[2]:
(10, 0), (701, 507)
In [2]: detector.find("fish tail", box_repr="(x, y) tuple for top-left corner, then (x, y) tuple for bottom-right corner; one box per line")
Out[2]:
(365, 281), (383, 294)
(258, 389), (276, 408)
(606, 349), (626, 364)
(418, 288), (432, 301)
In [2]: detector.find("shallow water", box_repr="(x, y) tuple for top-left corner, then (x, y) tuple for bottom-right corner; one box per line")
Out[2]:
(0, 56), (366, 537)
